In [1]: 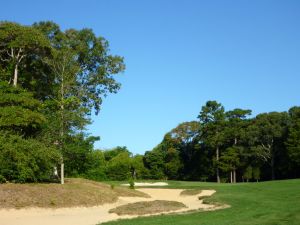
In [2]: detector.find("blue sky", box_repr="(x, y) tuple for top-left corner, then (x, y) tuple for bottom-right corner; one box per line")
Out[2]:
(1, 0), (300, 154)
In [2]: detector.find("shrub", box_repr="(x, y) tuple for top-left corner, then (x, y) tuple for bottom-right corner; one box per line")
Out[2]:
(0, 174), (6, 183)
(0, 134), (61, 183)
(129, 178), (135, 189)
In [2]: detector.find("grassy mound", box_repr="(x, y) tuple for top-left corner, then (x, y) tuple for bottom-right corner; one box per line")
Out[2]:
(180, 189), (202, 196)
(109, 200), (187, 215)
(0, 178), (149, 209)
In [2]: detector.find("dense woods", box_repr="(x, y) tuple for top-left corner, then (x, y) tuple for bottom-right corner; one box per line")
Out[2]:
(0, 21), (299, 183)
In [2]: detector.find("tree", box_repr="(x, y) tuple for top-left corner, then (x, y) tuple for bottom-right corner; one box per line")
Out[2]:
(0, 22), (50, 87)
(104, 146), (131, 161)
(286, 107), (300, 177)
(243, 166), (252, 182)
(143, 149), (165, 179)
(34, 21), (125, 114)
(167, 121), (203, 180)
(198, 101), (225, 183)
(224, 108), (251, 182)
(131, 154), (149, 179)
(84, 150), (107, 181)
(219, 146), (241, 183)
(253, 167), (261, 182)
(35, 22), (126, 184)
(248, 112), (288, 180)
(105, 151), (132, 180)
(62, 134), (100, 176)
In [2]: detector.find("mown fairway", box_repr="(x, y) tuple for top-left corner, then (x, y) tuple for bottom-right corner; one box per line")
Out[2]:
(101, 179), (300, 225)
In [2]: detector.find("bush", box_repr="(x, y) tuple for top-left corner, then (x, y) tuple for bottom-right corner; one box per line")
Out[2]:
(84, 168), (107, 181)
(0, 174), (6, 183)
(0, 134), (61, 183)
(105, 152), (131, 180)
(129, 178), (135, 189)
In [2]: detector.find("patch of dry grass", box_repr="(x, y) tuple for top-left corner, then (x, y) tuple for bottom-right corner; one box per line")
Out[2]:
(0, 178), (149, 209)
(109, 200), (187, 215)
(180, 189), (202, 196)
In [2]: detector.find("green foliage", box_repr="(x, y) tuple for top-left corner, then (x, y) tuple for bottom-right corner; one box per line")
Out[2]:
(104, 146), (131, 161)
(105, 152), (132, 180)
(0, 22), (49, 50)
(62, 134), (100, 176)
(0, 22), (50, 87)
(128, 178), (135, 189)
(0, 174), (6, 183)
(0, 82), (45, 135)
(0, 20), (126, 183)
(83, 150), (107, 181)
(130, 155), (149, 179)
(243, 166), (252, 181)
(252, 167), (261, 181)
(34, 21), (125, 115)
(142, 101), (300, 182)
(143, 149), (165, 179)
(219, 147), (240, 172)
(0, 134), (61, 182)
(286, 107), (300, 167)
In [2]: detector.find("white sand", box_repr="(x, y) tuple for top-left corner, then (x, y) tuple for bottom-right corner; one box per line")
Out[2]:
(0, 188), (224, 225)
(121, 182), (169, 186)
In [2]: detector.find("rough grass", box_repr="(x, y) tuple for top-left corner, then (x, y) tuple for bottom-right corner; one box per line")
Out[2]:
(109, 200), (187, 215)
(0, 178), (149, 209)
(180, 189), (202, 196)
(101, 179), (300, 225)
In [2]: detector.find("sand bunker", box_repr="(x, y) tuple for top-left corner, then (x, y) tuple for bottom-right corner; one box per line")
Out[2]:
(121, 182), (169, 186)
(0, 188), (225, 225)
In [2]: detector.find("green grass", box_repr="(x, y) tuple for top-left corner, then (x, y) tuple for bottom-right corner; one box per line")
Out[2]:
(101, 179), (300, 225)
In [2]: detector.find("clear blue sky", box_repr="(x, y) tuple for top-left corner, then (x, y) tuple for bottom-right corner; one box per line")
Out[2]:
(1, 0), (300, 154)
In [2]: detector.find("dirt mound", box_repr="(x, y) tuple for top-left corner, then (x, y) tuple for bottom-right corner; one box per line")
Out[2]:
(0, 178), (148, 208)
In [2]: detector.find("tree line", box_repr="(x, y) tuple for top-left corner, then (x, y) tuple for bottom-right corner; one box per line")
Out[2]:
(142, 101), (300, 182)
(62, 100), (300, 183)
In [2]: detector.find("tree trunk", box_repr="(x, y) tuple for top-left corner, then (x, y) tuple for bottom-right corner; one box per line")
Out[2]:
(216, 146), (220, 183)
(60, 76), (65, 185)
(233, 169), (236, 183)
(60, 162), (64, 184)
(13, 63), (18, 87)
(271, 154), (275, 180)
(230, 171), (233, 183)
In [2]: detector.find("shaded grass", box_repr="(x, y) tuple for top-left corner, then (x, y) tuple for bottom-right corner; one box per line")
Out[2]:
(109, 200), (187, 215)
(0, 178), (149, 209)
(101, 179), (300, 225)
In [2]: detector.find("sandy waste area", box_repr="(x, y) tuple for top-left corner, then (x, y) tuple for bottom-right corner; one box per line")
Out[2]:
(0, 187), (224, 225)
